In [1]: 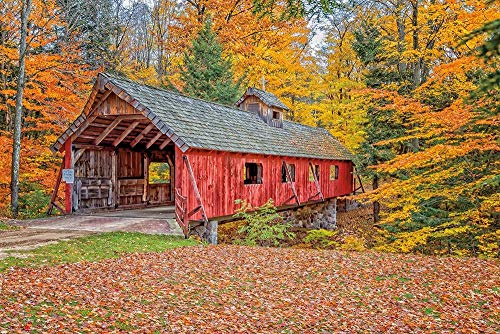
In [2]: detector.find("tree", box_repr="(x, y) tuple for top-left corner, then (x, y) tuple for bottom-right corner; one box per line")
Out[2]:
(358, 0), (499, 256)
(57, 0), (117, 70)
(1, 0), (93, 217)
(10, 0), (32, 218)
(180, 18), (240, 105)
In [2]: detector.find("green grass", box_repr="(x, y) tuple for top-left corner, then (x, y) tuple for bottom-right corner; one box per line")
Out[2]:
(0, 232), (197, 272)
(0, 223), (20, 231)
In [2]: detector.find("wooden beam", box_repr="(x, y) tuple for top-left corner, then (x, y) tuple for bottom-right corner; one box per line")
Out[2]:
(166, 154), (175, 202)
(159, 137), (171, 150)
(143, 153), (149, 202)
(111, 151), (118, 207)
(174, 188), (189, 237)
(93, 117), (122, 145)
(69, 114), (98, 144)
(309, 162), (324, 201)
(73, 149), (86, 164)
(72, 144), (115, 151)
(146, 132), (163, 149)
(64, 140), (73, 214)
(183, 155), (208, 224)
(47, 157), (64, 215)
(130, 123), (154, 147)
(283, 161), (300, 206)
(353, 166), (365, 194)
(89, 89), (113, 115)
(113, 121), (140, 147)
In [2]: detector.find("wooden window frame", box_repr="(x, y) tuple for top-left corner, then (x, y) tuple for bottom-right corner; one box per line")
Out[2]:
(272, 110), (281, 120)
(281, 163), (296, 183)
(309, 164), (320, 182)
(330, 165), (339, 181)
(247, 103), (260, 114)
(244, 162), (263, 185)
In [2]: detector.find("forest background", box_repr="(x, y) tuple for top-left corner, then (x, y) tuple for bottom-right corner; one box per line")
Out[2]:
(0, 0), (498, 257)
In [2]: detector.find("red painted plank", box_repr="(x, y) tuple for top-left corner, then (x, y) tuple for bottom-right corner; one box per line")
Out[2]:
(175, 149), (353, 220)
(64, 139), (72, 214)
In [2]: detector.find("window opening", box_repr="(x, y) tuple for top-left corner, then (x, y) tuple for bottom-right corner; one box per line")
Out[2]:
(281, 163), (295, 183)
(309, 164), (320, 181)
(329, 165), (339, 180)
(244, 162), (263, 184)
(149, 162), (170, 184)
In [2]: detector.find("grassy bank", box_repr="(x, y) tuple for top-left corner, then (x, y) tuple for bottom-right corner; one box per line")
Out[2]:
(0, 232), (197, 272)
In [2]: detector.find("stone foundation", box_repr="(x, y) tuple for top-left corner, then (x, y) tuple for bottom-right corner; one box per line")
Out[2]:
(191, 220), (219, 244)
(281, 198), (338, 230)
(192, 198), (355, 244)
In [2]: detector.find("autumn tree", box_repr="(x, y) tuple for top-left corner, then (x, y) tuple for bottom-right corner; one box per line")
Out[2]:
(359, 0), (499, 256)
(180, 18), (240, 104)
(57, 0), (118, 70)
(0, 0), (92, 217)
(10, 0), (32, 217)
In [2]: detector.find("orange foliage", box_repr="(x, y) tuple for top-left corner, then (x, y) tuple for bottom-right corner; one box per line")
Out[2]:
(0, 0), (95, 215)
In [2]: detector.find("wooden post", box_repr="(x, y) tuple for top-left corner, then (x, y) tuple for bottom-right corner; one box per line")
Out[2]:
(111, 150), (118, 207)
(47, 157), (64, 215)
(283, 161), (300, 206)
(143, 153), (149, 203)
(64, 139), (72, 214)
(166, 154), (175, 202)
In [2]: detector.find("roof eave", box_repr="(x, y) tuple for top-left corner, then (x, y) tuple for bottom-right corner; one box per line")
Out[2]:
(50, 73), (192, 153)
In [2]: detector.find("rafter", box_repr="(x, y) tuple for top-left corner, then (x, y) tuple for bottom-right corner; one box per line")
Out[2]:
(146, 132), (163, 149)
(159, 137), (172, 150)
(93, 117), (122, 145)
(89, 89), (113, 115)
(113, 121), (140, 147)
(130, 123), (154, 147)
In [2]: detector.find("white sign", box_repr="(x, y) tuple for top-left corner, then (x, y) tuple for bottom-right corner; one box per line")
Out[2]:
(62, 169), (74, 184)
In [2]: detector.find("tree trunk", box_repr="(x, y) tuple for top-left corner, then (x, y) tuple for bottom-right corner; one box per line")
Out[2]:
(10, 0), (32, 218)
(1, 23), (12, 130)
(411, 0), (421, 88)
(373, 174), (380, 223)
(396, 0), (407, 77)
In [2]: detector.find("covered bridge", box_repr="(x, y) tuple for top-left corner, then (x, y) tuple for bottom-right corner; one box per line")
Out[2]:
(49, 73), (356, 240)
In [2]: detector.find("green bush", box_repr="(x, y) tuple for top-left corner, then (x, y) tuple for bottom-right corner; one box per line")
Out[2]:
(304, 229), (339, 249)
(18, 181), (50, 219)
(233, 199), (295, 247)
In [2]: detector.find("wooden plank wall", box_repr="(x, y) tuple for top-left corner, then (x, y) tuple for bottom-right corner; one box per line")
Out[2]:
(176, 147), (354, 220)
(239, 95), (283, 128)
(73, 149), (172, 210)
(149, 184), (171, 205)
(96, 92), (138, 115)
(117, 150), (144, 206)
(73, 150), (114, 210)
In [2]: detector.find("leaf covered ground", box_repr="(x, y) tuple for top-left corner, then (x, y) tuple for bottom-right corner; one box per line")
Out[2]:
(0, 246), (498, 333)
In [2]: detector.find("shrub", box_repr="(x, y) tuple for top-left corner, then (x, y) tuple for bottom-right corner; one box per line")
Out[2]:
(340, 235), (366, 251)
(18, 181), (50, 219)
(233, 199), (295, 247)
(304, 229), (339, 249)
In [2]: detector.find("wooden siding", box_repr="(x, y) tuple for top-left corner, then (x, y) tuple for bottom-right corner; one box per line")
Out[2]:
(238, 95), (284, 128)
(73, 149), (114, 210)
(149, 183), (171, 205)
(70, 148), (172, 211)
(176, 147), (354, 220)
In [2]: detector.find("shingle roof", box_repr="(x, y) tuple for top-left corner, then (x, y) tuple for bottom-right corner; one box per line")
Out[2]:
(243, 87), (290, 111)
(69, 73), (354, 160)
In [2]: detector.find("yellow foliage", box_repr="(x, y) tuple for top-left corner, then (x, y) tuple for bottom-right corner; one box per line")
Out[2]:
(340, 235), (366, 252)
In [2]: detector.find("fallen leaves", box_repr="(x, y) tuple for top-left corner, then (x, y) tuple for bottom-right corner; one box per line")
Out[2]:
(0, 246), (498, 333)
